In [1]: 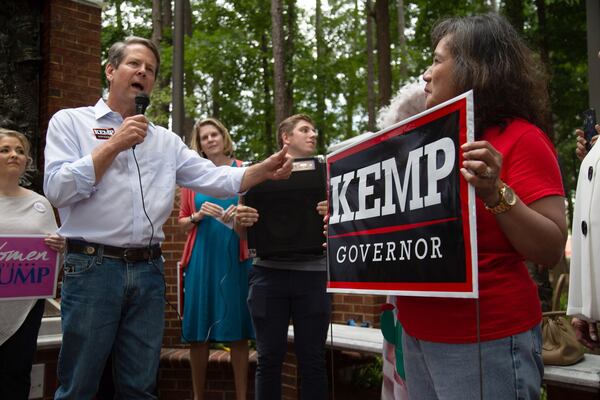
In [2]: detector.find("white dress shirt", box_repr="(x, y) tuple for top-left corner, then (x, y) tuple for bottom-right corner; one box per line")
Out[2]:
(44, 99), (246, 247)
(568, 142), (600, 321)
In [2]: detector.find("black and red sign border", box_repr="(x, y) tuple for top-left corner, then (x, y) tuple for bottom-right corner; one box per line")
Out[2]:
(326, 92), (478, 298)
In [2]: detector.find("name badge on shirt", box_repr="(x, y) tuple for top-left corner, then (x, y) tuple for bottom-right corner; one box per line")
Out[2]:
(92, 128), (115, 140)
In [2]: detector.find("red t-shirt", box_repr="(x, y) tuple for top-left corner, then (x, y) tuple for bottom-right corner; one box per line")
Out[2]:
(396, 119), (564, 343)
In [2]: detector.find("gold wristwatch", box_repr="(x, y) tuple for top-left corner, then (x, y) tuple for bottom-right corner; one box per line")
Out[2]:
(484, 183), (517, 215)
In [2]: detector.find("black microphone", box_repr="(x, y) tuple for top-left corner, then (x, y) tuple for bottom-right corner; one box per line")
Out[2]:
(133, 93), (150, 149)
(135, 92), (150, 115)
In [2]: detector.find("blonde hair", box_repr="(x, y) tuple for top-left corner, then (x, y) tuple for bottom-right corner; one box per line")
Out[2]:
(0, 128), (35, 184)
(190, 118), (234, 158)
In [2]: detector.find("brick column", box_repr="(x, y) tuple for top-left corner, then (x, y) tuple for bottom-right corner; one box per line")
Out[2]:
(39, 0), (102, 169)
(162, 188), (188, 347)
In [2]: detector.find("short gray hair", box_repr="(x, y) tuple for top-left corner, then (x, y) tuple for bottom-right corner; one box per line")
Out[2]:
(107, 36), (161, 78)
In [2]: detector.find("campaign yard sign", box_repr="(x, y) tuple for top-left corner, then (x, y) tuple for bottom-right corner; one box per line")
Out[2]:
(326, 91), (477, 298)
(0, 235), (60, 300)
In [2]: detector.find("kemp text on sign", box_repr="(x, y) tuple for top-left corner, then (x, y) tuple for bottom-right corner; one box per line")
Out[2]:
(326, 92), (478, 298)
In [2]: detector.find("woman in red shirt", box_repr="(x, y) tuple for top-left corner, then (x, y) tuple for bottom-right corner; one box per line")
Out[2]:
(396, 13), (567, 400)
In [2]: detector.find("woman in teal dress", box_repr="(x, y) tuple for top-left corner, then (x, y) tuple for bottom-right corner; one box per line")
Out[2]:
(178, 118), (253, 400)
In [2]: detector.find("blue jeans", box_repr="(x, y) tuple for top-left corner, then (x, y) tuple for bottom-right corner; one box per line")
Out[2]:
(55, 253), (165, 400)
(247, 266), (331, 400)
(402, 325), (543, 400)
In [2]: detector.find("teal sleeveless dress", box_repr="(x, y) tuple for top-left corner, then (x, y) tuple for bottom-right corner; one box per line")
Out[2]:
(182, 162), (254, 342)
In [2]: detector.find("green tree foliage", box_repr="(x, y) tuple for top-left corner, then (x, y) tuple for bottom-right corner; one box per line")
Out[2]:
(101, 0), (588, 220)
(529, 0), (587, 222)
(298, 0), (370, 151)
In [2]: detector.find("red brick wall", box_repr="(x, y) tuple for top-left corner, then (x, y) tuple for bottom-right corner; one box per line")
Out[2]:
(331, 294), (386, 328)
(159, 193), (387, 348)
(39, 0), (102, 168)
(160, 191), (388, 349)
(163, 188), (188, 347)
(158, 349), (257, 400)
(282, 344), (299, 400)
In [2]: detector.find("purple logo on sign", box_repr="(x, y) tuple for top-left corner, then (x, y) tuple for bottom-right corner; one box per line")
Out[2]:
(0, 236), (59, 299)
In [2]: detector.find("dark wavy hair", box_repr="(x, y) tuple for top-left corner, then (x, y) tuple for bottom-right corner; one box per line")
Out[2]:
(432, 13), (551, 138)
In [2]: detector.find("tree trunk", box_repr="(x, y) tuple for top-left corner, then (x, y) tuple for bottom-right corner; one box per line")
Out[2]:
(344, 0), (360, 138)
(181, 0), (194, 138)
(115, 0), (124, 33)
(375, 0), (391, 107)
(366, 0), (376, 131)
(183, 0), (192, 37)
(396, 0), (405, 48)
(261, 32), (274, 154)
(535, 0), (553, 138)
(211, 76), (221, 119)
(158, 0), (172, 123)
(316, 0), (326, 152)
(503, 0), (524, 33)
(535, 0), (550, 67)
(151, 0), (162, 46)
(271, 0), (287, 127)
(285, 0), (295, 117)
(162, 0), (172, 41)
(396, 0), (407, 79)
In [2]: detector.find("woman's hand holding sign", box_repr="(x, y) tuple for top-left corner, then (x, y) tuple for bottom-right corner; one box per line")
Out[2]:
(44, 234), (65, 252)
(317, 200), (328, 248)
(460, 140), (503, 206)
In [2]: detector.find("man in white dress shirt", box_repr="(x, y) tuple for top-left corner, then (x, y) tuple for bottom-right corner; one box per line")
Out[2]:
(44, 36), (292, 400)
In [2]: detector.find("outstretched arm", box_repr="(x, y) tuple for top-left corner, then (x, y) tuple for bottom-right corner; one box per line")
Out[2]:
(239, 146), (293, 193)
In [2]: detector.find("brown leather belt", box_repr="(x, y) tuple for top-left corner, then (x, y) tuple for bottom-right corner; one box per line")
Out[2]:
(66, 239), (162, 263)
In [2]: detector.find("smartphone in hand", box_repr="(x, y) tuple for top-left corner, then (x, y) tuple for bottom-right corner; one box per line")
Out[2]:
(583, 108), (597, 151)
